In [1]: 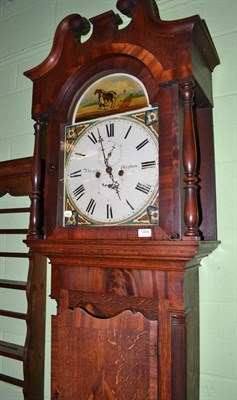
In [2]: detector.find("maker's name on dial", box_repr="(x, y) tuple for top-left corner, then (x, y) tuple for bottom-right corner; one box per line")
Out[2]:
(119, 164), (138, 169)
(78, 164), (138, 174)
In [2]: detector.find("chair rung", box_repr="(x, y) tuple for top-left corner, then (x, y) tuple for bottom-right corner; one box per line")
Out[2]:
(0, 252), (29, 258)
(0, 309), (26, 319)
(0, 229), (28, 234)
(0, 373), (24, 387)
(0, 279), (27, 290)
(0, 340), (24, 361)
(0, 207), (30, 214)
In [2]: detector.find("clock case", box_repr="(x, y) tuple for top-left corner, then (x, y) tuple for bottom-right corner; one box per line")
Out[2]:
(24, 1), (220, 399)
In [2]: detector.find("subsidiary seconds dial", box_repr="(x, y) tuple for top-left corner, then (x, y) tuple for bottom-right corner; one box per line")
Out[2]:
(65, 115), (158, 225)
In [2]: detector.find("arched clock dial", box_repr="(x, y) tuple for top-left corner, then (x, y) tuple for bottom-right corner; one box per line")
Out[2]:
(64, 110), (159, 226)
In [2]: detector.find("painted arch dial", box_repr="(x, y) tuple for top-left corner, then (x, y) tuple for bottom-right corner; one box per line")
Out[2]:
(64, 113), (158, 226)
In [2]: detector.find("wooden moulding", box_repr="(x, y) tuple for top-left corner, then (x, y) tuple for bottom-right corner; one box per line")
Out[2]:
(25, 238), (218, 270)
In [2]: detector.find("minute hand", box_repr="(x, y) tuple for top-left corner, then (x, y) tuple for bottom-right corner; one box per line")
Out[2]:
(98, 129), (109, 167)
(98, 129), (121, 200)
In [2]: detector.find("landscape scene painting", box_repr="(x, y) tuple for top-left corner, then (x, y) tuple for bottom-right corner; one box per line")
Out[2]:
(73, 73), (150, 122)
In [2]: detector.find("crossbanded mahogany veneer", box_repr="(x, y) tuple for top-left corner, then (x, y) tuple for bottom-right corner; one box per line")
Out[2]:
(24, 1), (220, 399)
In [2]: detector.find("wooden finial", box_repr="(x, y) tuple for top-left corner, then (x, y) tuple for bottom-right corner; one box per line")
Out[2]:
(69, 14), (91, 41)
(116, 0), (135, 18)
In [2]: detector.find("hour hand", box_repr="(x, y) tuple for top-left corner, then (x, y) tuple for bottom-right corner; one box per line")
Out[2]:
(107, 144), (116, 159)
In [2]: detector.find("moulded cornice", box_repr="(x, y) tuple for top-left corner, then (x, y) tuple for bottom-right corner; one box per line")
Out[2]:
(25, 238), (219, 271)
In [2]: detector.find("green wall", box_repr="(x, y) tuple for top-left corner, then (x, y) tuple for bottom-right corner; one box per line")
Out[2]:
(0, 1), (236, 399)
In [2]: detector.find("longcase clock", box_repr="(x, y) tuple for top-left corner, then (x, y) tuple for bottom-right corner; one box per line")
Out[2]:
(24, 1), (220, 399)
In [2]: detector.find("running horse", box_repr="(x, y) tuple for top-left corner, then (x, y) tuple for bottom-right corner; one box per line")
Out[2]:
(94, 89), (117, 108)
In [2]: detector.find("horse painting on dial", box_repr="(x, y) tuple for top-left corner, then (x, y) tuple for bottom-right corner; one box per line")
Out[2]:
(94, 89), (117, 109)
(73, 73), (149, 123)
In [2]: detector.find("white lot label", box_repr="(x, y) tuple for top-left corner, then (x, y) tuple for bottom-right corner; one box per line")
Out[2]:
(64, 210), (72, 217)
(138, 228), (152, 237)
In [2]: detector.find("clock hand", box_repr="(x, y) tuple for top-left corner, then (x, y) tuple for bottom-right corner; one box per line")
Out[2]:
(98, 129), (121, 200)
(105, 169), (121, 200)
(111, 182), (121, 198)
(98, 129), (109, 166)
(104, 181), (121, 195)
(107, 144), (116, 158)
(102, 181), (121, 200)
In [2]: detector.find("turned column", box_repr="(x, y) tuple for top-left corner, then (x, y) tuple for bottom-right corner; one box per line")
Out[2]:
(181, 83), (199, 237)
(27, 118), (44, 239)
